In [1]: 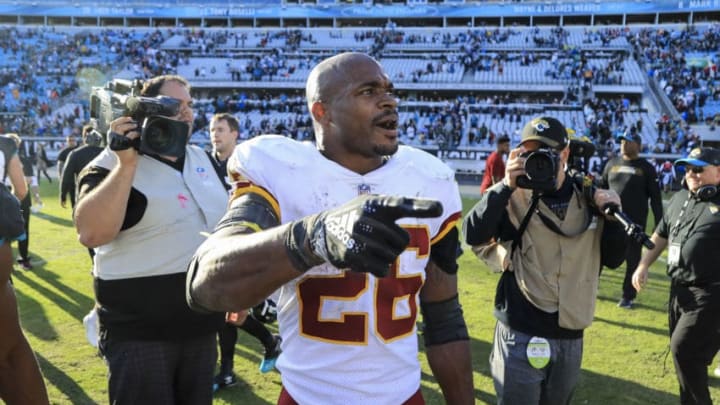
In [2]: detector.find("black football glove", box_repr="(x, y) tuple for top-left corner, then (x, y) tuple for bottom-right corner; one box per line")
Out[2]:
(285, 195), (443, 277)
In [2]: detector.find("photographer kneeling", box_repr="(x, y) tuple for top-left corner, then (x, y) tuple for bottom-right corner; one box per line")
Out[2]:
(74, 75), (227, 405)
(463, 116), (626, 405)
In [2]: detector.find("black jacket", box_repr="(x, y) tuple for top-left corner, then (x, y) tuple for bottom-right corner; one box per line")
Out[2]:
(60, 145), (104, 205)
(658, 188), (720, 286)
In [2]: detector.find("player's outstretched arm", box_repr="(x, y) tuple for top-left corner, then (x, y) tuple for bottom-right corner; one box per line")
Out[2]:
(187, 194), (442, 312)
(421, 261), (474, 405)
(187, 222), (302, 312)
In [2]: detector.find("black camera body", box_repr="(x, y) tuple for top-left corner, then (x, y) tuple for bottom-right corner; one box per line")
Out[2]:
(89, 79), (189, 158)
(567, 137), (596, 174)
(516, 148), (560, 192)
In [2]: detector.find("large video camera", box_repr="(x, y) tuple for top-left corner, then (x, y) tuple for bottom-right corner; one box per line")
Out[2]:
(89, 79), (189, 158)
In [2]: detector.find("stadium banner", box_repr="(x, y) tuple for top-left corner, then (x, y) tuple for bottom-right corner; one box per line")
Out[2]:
(2, 0), (718, 19)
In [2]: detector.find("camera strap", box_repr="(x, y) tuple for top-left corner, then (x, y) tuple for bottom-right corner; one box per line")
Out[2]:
(534, 208), (592, 238)
(511, 192), (542, 254)
(534, 177), (594, 238)
(511, 176), (594, 254)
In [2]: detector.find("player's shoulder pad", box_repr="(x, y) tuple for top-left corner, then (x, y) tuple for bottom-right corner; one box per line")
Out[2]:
(233, 135), (317, 170)
(395, 145), (455, 181)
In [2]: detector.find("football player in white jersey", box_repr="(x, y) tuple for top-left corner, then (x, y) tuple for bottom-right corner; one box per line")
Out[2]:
(187, 52), (474, 405)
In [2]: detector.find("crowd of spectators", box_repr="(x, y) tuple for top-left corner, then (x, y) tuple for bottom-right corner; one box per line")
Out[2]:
(0, 26), (179, 149)
(0, 23), (715, 167)
(632, 24), (720, 126)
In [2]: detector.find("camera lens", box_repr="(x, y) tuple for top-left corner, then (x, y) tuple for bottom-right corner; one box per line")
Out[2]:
(524, 151), (556, 181)
(143, 117), (173, 153)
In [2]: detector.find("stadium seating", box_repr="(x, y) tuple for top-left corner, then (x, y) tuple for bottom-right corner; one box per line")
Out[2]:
(0, 20), (715, 173)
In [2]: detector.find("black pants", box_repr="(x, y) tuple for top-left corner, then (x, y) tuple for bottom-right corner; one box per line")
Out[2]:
(16, 194), (31, 260)
(100, 333), (216, 405)
(218, 315), (274, 372)
(669, 283), (720, 405)
(621, 240), (642, 300)
(218, 323), (238, 373)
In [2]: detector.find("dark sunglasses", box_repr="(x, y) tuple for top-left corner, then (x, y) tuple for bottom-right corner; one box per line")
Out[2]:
(687, 165), (705, 174)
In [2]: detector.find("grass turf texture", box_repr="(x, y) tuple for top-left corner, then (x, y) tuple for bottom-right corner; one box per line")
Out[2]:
(10, 179), (720, 404)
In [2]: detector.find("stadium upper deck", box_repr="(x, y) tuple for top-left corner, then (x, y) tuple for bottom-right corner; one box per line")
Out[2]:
(0, 0), (717, 28)
(0, 1), (715, 159)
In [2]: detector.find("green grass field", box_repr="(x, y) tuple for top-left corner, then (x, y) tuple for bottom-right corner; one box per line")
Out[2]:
(9, 179), (720, 404)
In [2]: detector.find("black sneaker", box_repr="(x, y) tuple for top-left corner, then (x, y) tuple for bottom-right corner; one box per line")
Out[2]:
(212, 371), (237, 392)
(16, 258), (32, 270)
(617, 298), (633, 309)
(260, 334), (282, 373)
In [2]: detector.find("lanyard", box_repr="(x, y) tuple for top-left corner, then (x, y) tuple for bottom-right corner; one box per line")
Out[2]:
(671, 193), (703, 241)
(671, 194), (692, 239)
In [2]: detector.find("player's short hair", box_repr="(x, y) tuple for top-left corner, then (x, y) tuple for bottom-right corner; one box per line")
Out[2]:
(212, 113), (240, 134)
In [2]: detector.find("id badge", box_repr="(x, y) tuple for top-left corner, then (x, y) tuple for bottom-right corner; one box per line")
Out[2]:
(668, 242), (681, 266)
(526, 336), (551, 369)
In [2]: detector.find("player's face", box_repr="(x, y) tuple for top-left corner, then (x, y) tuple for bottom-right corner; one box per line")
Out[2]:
(620, 139), (639, 157)
(685, 164), (720, 193)
(328, 58), (399, 159)
(210, 119), (238, 155)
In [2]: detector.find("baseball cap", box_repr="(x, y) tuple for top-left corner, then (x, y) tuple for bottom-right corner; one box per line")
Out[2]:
(674, 147), (720, 167)
(520, 116), (568, 150)
(617, 132), (642, 145)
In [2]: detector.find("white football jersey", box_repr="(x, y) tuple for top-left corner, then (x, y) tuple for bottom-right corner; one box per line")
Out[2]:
(227, 135), (462, 404)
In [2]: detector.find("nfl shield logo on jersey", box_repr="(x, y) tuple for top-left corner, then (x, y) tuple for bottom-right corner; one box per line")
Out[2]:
(357, 183), (372, 195)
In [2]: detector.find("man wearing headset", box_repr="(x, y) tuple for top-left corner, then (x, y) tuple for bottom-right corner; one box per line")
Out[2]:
(633, 147), (720, 405)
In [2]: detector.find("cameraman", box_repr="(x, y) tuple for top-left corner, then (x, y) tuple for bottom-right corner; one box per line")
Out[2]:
(463, 116), (626, 404)
(74, 75), (227, 405)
